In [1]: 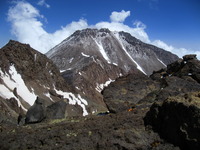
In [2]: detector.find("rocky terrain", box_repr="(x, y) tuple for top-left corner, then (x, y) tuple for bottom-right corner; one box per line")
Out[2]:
(144, 55), (200, 150)
(0, 53), (200, 149)
(0, 107), (179, 150)
(0, 31), (199, 149)
(102, 54), (200, 149)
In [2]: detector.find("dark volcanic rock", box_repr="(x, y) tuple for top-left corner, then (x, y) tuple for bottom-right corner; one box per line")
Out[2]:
(25, 98), (85, 123)
(144, 92), (200, 150)
(25, 97), (46, 124)
(101, 54), (200, 149)
(102, 71), (160, 113)
(46, 100), (67, 119)
(183, 54), (197, 61)
(149, 55), (200, 101)
(0, 109), (179, 150)
(102, 55), (200, 114)
(166, 54), (200, 83)
(143, 55), (200, 150)
(154, 76), (200, 102)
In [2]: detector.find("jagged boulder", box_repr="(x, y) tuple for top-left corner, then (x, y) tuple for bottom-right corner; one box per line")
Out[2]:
(144, 92), (200, 150)
(166, 54), (200, 83)
(183, 54), (197, 61)
(46, 100), (67, 119)
(143, 55), (200, 149)
(25, 97), (46, 124)
(102, 72), (160, 113)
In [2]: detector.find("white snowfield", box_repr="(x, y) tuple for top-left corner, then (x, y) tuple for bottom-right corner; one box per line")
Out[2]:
(0, 65), (37, 110)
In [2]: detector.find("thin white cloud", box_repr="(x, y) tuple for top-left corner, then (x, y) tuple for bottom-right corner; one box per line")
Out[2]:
(110, 10), (130, 23)
(37, 0), (50, 8)
(95, 21), (150, 43)
(133, 20), (146, 29)
(7, 1), (88, 53)
(7, 1), (200, 59)
(152, 40), (174, 52)
(152, 40), (200, 58)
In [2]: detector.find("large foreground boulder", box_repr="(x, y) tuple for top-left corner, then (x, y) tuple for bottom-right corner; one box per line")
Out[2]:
(144, 91), (200, 150)
(46, 100), (67, 119)
(25, 97), (46, 124)
(102, 72), (160, 113)
(25, 97), (85, 124)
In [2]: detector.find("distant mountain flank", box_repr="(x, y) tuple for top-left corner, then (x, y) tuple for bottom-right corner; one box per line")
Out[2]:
(46, 28), (178, 114)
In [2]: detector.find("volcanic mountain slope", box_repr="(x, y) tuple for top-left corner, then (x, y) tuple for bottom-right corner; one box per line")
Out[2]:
(0, 40), (89, 123)
(46, 28), (178, 114)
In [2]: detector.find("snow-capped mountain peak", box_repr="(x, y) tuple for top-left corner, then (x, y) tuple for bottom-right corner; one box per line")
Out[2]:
(46, 28), (179, 114)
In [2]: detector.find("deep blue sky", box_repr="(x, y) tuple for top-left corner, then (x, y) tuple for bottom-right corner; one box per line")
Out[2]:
(0, 0), (200, 57)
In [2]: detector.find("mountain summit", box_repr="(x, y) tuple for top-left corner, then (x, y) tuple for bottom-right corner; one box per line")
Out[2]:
(46, 28), (178, 114)
(47, 28), (178, 75)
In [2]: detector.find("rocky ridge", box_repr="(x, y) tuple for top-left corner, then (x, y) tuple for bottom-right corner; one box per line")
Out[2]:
(102, 54), (200, 149)
(0, 40), (89, 123)
(144, 55), (200, 150)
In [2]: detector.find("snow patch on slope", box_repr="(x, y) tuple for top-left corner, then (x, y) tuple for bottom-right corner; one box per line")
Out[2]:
(81, 52), (90, 57)
(34, 53), (37, 61)
(114, 32), (147, 75)
(69, 57), (74, 63)
(60, 70), (66, 73)
(44, 92), (54, 102)
(0, 84), (19, 102)
(0, 65), (37, 110)
(94, 39), (111, 64)
(96, 78), (115, 93)
(157, 58), (167, 67)
(54, 87), (88, 116)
